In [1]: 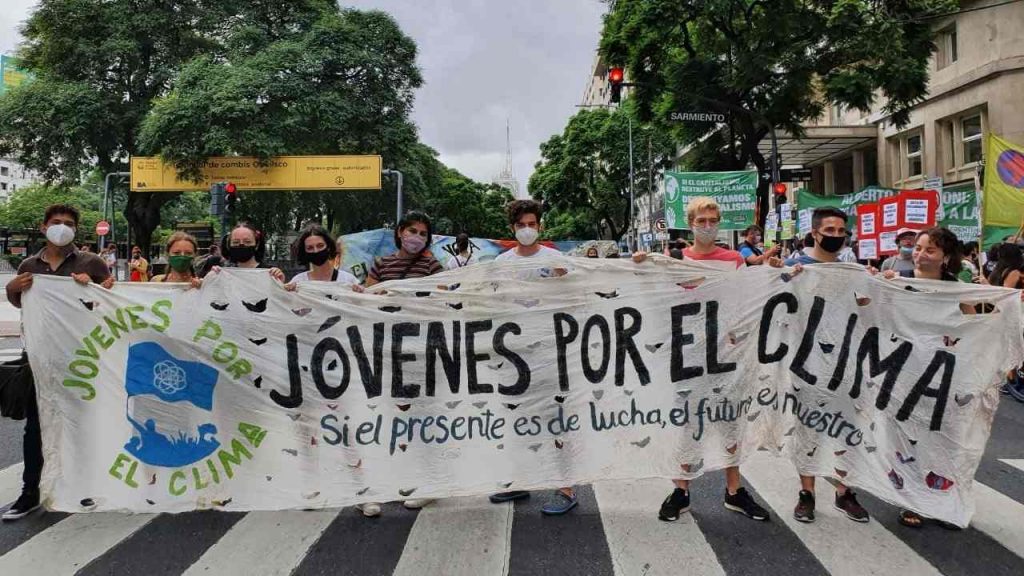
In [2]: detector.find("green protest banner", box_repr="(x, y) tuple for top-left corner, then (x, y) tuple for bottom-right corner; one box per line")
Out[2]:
(796, 183), (978, 239)
(664, 170), (757, 230)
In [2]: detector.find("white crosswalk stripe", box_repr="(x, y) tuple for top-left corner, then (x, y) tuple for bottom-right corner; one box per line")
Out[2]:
(999, 459), (1024, 473)
(392, 497), (513, 576)
(182, 510), (340, 576)
(0, 459), (1022, 575)
(0, 512), (155, 574)
(594, 478), (726, 576)
(740, 452), (943, 576)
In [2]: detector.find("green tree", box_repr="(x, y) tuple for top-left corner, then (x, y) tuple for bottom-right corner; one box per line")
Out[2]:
(600, 0), (955, 218)
(529, 103), (676, 240)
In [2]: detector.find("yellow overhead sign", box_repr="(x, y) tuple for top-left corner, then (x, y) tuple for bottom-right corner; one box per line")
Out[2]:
(130, 155), (382, 192)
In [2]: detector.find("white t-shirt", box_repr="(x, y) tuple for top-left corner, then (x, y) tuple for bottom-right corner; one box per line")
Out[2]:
(495, 245), (568, 280)
(291, 269), (359, 285)
(445, 253), (474, 271)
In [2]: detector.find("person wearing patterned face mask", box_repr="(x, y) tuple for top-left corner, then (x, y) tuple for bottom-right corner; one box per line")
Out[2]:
(285, 225), (358, 289)
(364, 211), (443, 288)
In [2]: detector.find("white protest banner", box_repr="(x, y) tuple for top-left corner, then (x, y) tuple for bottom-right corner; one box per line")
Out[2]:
(882, 202), (899, 228)
(880, 231), (899, 254)
(858, 239), (879, 260)
(22, 263), (1023, 527)
(798, 209), (812, 236)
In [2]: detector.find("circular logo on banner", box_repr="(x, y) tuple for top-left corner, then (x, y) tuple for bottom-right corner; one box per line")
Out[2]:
(665, 177), (680, 202)
(997, 149), (1024, 188)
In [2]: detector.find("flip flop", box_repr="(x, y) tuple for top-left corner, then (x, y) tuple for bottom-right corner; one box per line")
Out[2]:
(541, 491), (578, 516)
(899, 509), (923, 528)
(489, 491), (530, 503)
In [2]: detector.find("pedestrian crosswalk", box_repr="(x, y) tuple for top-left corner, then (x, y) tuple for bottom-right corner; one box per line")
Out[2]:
(1, 459), (1022, 576)
(0, 348), (23, 364)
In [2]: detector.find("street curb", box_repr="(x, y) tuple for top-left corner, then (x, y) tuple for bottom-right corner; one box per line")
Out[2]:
(0, 321), (20, 338)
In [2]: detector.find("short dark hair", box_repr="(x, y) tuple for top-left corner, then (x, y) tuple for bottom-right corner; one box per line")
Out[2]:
(743, 225), (762, 236)
(455, 233), (470, 253)
(43, 203), (80, 226)
(811, 207), (847, 231)
(394, 211), (433, 251)
(507, 199), (543, 226)
(293, 224), (338, 265)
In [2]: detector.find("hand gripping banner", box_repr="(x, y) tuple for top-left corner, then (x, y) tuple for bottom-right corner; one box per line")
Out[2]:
(22, 260), (1023, 526)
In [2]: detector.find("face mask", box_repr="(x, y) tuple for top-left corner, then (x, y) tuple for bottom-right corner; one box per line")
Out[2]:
(818, 234), (845, 253)
(229, 245), (256, 263)
(402, 233), (427, 254)
(306, 248), (331, 266)
(516, 227), (539, 246)
(46, 223), (76, 247)
(168, 255), (194, 273)
(899, 246), (914, 258)
(694, 225), (718, 244)
(915, 252), (945, 271)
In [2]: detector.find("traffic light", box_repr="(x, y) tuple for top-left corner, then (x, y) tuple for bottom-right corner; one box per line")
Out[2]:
(209, 183), (225, 217)
(773, 182), (788, 206)
(608, 66), (624, 104)
(224, 182), (238, 213)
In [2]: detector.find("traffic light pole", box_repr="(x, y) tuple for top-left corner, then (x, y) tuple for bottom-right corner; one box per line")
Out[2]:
(628, 114), (635, 251)
(382, 169), (404, 223)
(770, 125), (783, 246)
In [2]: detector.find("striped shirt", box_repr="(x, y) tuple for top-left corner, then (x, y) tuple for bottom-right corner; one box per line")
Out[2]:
(369, 253), (442, 282)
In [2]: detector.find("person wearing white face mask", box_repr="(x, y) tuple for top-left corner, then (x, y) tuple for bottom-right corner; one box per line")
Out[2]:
(880, 228), (918, 273)
(493, 199), (567, 280)
(3, 204), (112, 522)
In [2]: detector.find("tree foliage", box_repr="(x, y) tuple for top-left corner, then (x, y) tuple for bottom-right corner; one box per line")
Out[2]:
(599, 0), (955, 217)
(529, 103), (676, 240)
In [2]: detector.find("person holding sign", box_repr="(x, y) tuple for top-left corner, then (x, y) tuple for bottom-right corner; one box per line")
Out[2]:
(365, 211), (443, 287)
(880, 229), (918, 274)
(632, 197), (771, 522)
(219, 222), (286, 283)
(3, 204), (112, 521)
(285, 225), (358, 287)
(739, 225), (779, 266)
(770, 207), (872, 524)
(488, 200), (578, 515)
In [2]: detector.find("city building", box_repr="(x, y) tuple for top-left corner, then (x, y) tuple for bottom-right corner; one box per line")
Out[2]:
(0, 158), (39, 203)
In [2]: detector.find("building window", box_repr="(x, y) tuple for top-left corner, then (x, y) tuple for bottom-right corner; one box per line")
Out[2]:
(937, 24), (958, 69)
(0, 183), (6, 191)
(906, 134), (923, 178)
(0, 166), (8, 176)
(961, 114), (983, 165)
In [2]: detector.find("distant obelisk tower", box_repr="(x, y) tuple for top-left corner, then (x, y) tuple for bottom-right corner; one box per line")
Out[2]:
(492, 120), (521, 197)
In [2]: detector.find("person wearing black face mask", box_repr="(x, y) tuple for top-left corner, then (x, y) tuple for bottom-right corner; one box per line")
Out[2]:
(285, 225), (358, 289)
(218, 222), (285, 283)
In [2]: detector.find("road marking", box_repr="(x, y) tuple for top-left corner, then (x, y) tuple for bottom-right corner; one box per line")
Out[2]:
(182, 510), (340, 576)
(971, 481), (1024, 559)
(998, 459), (1024, 474)
(392, 497), (513, 576)
(0, 463), (25, 507)
(0, 512), (154, 574)
(594, 478), (726, 576)
(742, 452), (942, 576)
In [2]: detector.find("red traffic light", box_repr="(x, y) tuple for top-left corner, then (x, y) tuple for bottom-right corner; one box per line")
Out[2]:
(608, 67), (624, 85)
(225, 182), (237, 194)
(773, 182), (788, 195)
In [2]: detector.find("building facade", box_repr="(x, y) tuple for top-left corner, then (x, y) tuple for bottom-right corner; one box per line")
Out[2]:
(0, 158), (39, 203)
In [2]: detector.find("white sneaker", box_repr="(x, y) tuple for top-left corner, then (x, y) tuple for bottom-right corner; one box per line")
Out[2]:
(403, 498), (435, 510)
(356, 502), (382, 517)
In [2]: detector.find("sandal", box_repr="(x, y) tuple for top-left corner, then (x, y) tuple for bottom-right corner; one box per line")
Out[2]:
(541, 490), (578, 516)
(899, 509), (923, 528)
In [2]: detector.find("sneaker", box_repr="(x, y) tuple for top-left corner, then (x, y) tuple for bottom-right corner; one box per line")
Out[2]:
(489, 491), (530, 504)
(355, 502), (381, 517)
(724, 487), (769, 521)
(402, 498), (435, 510)
(541, 490), (578, 516)
(793, 490), (815, 523)
(835, 489), (870, 522)
(657, 488), (690, 522)
(2, 491), (41, 522)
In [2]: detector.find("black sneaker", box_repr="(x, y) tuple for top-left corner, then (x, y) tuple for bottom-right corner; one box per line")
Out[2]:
(724, 487), (769, 521)
(658, 488), (690, 522)
(793, 490), (815, 523)
(2, 491), (41, 522)
(835, 489), (870, 522)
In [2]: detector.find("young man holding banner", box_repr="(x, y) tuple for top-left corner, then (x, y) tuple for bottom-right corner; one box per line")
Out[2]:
(3, 204), (112, 521)
(633, 197), (771, 522)
(770, 207), (872, 524)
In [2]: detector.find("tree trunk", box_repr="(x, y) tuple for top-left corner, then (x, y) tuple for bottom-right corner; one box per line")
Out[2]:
(125, 192), (178, 257)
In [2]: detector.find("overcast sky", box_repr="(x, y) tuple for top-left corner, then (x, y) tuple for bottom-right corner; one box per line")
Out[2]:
(0, 1), (606, 196)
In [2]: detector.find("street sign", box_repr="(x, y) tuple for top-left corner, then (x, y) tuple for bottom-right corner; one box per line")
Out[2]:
(655, 218), (667, 232)
(641, 232), (654, 244)
(95, 220), (110, 236)
(130, 155), (383, 192)
(780, 168), (813, 182)
(668, 111), (726, 123)
(655, 232), (670, 241)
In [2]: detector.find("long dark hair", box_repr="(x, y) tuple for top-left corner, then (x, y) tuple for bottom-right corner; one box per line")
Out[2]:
(293, 224), (338, 265)
(989, 243), (1024, 286)
(918, 227), (962, 276)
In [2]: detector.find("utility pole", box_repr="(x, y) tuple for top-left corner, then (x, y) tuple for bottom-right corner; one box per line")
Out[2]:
(628, 114), (635, 251)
